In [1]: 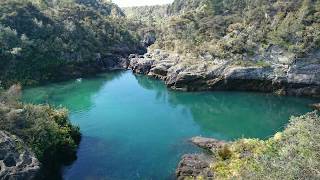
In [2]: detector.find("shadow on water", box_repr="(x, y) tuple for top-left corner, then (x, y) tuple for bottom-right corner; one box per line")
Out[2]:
(63, 135), (187, 180)
(134, 74), (317, 140)
(23, 71), (125, 112)
(24, 71), (126, 180)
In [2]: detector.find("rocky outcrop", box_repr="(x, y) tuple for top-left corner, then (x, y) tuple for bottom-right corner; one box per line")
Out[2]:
(0, 131), (40, 180)
(176, 137), (227, 179)
(310, 103), (320, 110)
(128, 48), (320, 97)
(129, 55), (155, 74)
(176, 154), (214, 180)
(191, 137), (226, 152)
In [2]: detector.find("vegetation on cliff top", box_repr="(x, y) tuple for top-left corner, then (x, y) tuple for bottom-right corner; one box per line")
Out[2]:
(0, 85), (81, 178)
(0, 0), (143, 87)
(127, 0), (320, 62)
(203, 112), (320, 179)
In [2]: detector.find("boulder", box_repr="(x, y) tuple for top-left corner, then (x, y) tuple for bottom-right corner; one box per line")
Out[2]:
(310, 103), (320, 110)
(129, 58), (155, 74)
(175, 137), (227, 179)
(0, 131), (40, 180)
(191, 137), (226, 152)
(176, 154), (214, 180)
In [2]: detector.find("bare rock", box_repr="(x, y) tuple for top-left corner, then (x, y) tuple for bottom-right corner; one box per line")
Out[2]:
(191, 137), (226, 152)
(129, 58), (155, 74)
(176, 154), (214, 180)
(128, 48), (320, 97)
(310, 103), (320, 110)
(0, 131), (40, 180)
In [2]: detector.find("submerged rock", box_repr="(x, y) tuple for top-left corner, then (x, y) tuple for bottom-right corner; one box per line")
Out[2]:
(0, 131), (40, 180)
(128, 49), (320, 97)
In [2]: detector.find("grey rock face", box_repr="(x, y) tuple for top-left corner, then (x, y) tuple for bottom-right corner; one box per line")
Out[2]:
(128, 48), (320, 97)
(175, 137), (227, 179)
(0, 131), (40, 180)
(142, 33), (156, 47)
(129, 57), (155, 74)
(191, 137), (226, 152)
(310, 103), (320, 110)
(176, 154), (214, 180)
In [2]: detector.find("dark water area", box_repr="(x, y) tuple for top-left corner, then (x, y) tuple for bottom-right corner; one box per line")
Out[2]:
(23, 71), (317, 180)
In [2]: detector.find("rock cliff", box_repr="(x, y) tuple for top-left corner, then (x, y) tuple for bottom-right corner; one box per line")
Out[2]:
(129, 48), (320, 97)
(0, 131), (40, 180)
(176, 137), (226, 179)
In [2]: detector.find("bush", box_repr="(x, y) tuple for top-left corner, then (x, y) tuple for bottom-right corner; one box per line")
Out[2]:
(145, 0), (320, 61)
(210, 112), (320, 179)
(0, 85), (81, 175)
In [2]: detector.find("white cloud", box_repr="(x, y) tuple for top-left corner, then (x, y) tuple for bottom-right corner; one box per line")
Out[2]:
(112, 0), (174, 7)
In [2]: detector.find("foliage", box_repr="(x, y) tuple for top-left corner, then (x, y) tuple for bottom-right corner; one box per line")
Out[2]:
(210, 112), (320, 179)
(123, 5), (169, 47)
(0, 0), (143, 87)
(0, 85), (81, 165)
(124, 5), (169, 26)
(142, 0), (320, 63)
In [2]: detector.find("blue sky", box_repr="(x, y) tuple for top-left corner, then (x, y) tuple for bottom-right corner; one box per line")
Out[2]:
(112, 0), (174, 7)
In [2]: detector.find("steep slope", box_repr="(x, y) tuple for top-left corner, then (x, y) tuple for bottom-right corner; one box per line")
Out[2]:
(153, 0), (320, 59)
(0, 0), (144, 87)
(0, 131), (40, 180)
(127, 0), (320, 97)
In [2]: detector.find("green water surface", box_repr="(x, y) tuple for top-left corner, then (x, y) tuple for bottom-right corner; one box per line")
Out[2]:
(22, 71), (317, 180)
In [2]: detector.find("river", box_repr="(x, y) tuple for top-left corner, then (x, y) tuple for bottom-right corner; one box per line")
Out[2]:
(22, 71), (317, 180)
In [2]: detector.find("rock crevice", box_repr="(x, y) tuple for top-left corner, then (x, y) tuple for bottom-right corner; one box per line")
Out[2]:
(0, 131), (40, 180)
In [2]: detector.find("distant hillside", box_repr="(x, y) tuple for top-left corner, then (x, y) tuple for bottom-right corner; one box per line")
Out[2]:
(75, 0), (125, 16)
(124, 5), (169, 23)
(167, 0), (206, 15)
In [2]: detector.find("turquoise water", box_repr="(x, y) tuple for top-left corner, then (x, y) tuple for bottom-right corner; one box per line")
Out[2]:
(22, 71), (317, 180)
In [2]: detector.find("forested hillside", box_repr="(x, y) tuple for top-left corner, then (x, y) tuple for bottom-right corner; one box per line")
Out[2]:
(151, 0), (320, 61)
(124, 0), (320, 62)
(0, 0), (144, 87)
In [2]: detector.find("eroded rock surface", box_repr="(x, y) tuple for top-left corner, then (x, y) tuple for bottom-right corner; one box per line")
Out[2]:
(0, 131), (40, 180)
(176, 154), (214, 180)
(191, 136), (226, 152)
(176, 137), (227, 179)
(128, 48), (320, 97)
(311, 103), (320, 110)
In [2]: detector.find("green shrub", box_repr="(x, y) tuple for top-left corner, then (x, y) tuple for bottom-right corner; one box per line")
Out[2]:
(146, 0), (320, 61)
(0, 85), (81, 169)
(210, 112), (320, 179)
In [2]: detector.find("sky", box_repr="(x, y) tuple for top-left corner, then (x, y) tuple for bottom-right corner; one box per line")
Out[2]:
(112, 0), (174, 7)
